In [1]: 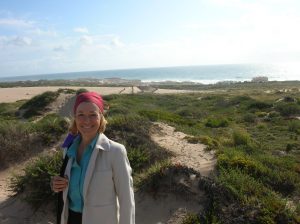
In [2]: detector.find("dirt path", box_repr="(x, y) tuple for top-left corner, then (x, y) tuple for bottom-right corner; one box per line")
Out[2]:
(150, 122), (216, 177)
(134, 122), (216, 224)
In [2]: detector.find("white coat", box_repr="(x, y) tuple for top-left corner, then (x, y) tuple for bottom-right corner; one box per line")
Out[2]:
(60, 133), (135, 224)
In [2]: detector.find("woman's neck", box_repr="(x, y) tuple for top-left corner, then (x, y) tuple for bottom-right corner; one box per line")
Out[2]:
(80, 133), (98, 148)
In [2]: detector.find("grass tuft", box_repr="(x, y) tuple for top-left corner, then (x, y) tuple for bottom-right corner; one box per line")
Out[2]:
(10, 151), (62, 208)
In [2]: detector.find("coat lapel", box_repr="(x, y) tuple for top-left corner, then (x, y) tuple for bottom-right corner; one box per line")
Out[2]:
(83, 133), (110, 200)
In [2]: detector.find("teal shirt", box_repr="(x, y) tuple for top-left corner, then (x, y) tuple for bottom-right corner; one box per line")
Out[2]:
(67, 134), (99, 213)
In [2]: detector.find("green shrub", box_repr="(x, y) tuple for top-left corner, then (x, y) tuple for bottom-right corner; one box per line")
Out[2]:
(232, 129), (251, 146)
(106, 115), (171, 168)
(34, 114), (69, 145)
(257, 123), (267, 129)
(135, 162), (200, 196)
(181, 213), (201, 224)
(76, 88), (88, 95)
(243, 113), (256, 123)
(248, 101), (273, 110)
(268, 111), (280, 118)
(205, 117), (229, 128)
(127, 147), (150, 173)
(288, 120), (300, 134)
(0, 101), (24, 119)
(10, 151), (62, 208)
(135, 161), (172, 191)
(283, 96), (296, 102)
(229, 95), (253, 105)
(219, 148), (300, 196)
(217, 168), (289, 222)
(139, 109), (193, 126)
(19, 91), (60, 118)
(275, 103), (300, 117)
(20, 91), (59, 110)
(0, 121), (32, 168)
(286, 143), (300, 152)
(184, 135), (220, 150)
(255, 111), (268, 118)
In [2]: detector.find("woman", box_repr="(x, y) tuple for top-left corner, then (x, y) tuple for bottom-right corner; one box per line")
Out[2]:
(51, 91), (135, 224)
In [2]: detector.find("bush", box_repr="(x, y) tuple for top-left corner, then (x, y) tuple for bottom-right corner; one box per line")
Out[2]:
(257, 123), (267, 129)
(205, 117), (229, 128)
(127, 147), (150, 173)
(10, 151), (62, 208)
(34, 114), (69, 145)
(229, 96), (253, 105)
(268, 111), (280, 118)
(76, 88), (88, 95)
(106, 115), (171, 169)
(217, 168), (290, 223)
(288, 120), (300, 134)
(232, 129), (251, 146)
(255, 111), (268, 118)
(283, 96), (296, 102)
(184, 135), (220, 150)
(181, 213), (201, 224)
(135, 162), (200, 196)
(139, 109), (193, 126)
(0, 120), (32, 168)
(275, 103), (300, 117)
(19, 91), (60, 118)
(0, 101), (24, 118)
(248, 101), (273, 110)
(243, 113), (256, 123)
(135, 161), (171, 191)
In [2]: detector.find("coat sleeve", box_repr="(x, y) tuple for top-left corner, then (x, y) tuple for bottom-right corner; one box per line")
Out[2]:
(112, 145), (135, 224)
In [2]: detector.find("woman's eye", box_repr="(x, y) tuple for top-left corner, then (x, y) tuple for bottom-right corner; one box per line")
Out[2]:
(90, 114), (98, 118)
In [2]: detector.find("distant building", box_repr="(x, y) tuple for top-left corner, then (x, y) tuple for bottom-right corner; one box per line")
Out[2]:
(251, 76), (268, 83)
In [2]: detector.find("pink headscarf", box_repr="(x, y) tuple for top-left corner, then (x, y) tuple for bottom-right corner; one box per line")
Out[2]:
(73, 92), (104, 114)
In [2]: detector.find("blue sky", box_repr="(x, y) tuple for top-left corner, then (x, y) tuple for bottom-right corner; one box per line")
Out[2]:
(0, 0), (300, 77)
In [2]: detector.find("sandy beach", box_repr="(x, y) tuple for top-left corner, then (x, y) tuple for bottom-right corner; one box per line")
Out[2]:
(0, 86), (201, 103)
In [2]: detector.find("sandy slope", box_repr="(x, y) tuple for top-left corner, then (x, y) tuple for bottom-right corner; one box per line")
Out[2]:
(134, 122), (216, 224)
(150, 122), (216, 177)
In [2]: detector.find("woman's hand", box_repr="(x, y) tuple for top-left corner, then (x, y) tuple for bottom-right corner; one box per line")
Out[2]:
(51, 175), (69, 193)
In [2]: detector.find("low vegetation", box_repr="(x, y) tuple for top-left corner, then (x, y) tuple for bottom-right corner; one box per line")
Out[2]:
(19, 91), (59, 118)
(0, 91), (68, 169)
(5, 83), (300, 223)
(10, 151), (63, 207)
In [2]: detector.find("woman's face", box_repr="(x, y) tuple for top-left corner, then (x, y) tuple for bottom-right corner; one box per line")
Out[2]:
(75, 102), (101, 139)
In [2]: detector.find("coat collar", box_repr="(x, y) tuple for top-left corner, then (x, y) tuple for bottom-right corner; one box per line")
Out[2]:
(95, 133), (110, 151)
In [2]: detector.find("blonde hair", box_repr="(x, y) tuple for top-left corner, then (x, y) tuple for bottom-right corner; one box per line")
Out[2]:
(69, 113), (108, 135)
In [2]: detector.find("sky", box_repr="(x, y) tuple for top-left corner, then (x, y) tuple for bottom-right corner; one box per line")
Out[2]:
(0, 0), (300, 77)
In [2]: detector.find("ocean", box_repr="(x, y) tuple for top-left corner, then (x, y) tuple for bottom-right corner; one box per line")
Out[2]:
(0, 64), (299, 84)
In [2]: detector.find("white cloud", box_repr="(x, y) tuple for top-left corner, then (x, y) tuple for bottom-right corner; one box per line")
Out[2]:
(110, 37), (124, 47)
(0, 35), (32, 47)
(79, 35), (93, 45)
(53, 45), (67, 52)
(74, 27), (89, 33)
(29, 28), (57, 37)
(0, 18), (34, 28)
(12, 36), (32, 46)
